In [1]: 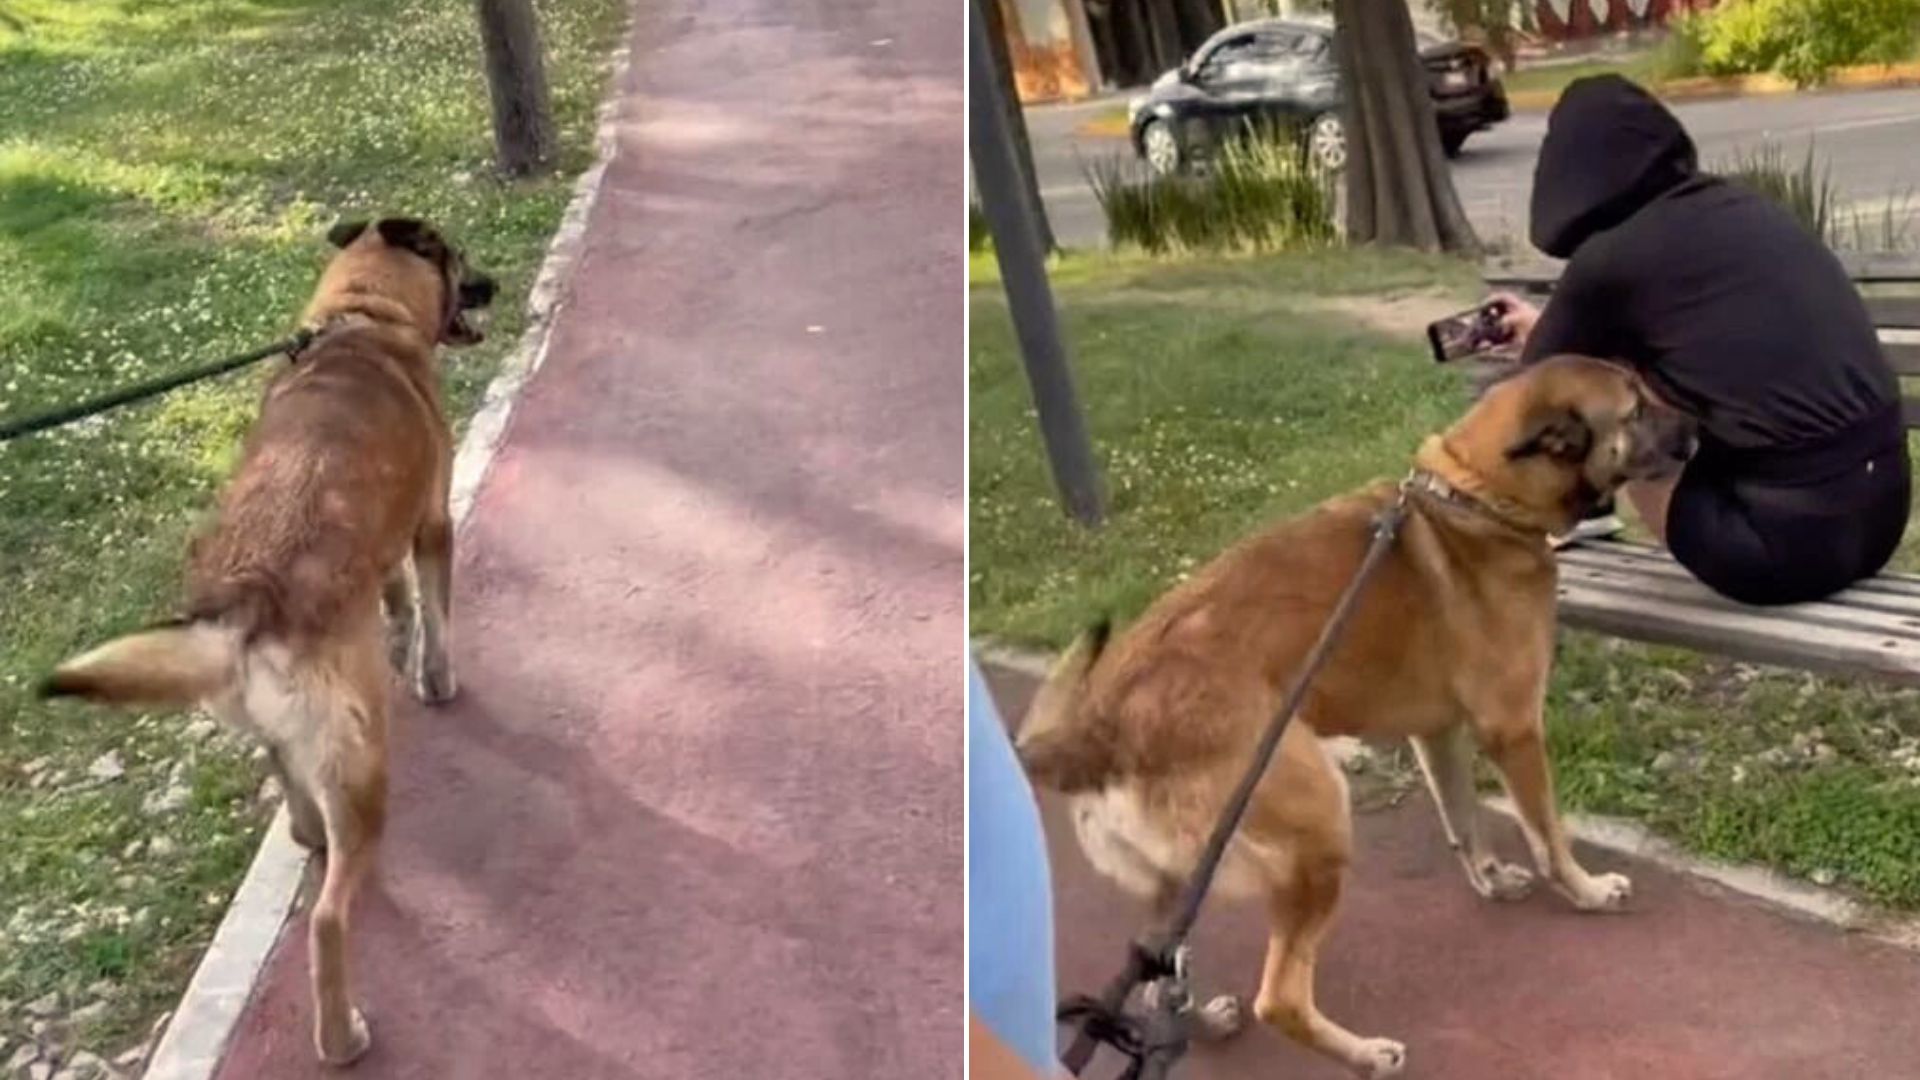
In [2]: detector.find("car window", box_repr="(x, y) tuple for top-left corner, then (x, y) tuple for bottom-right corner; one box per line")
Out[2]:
(1196, 35), (1254, 72)
(1260, 31), (1303, 57)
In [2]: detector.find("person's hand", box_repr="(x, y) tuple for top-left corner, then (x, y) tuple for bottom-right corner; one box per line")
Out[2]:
(1488, 292), (1541, 348)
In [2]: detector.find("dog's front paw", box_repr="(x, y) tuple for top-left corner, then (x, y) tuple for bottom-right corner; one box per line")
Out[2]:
(1351, 1037), (1406, 1078)
(1477, 859), (1536, 901)
(316, 1006), (371, 1067)
(1568, 870), (1632, 913)
(415, 660), (457, 706)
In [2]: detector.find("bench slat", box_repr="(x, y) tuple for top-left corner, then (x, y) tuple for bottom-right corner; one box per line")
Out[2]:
(1559, 544), (1920, 619)
(1486, 253), (1920, 288)
(1560, 541), (1920, 600)
(1558, 561), (1920, 637)
(1558, 581), (1920, 683)
(1865, 297), (1920, 329)
(1886, 341), (1920, 376)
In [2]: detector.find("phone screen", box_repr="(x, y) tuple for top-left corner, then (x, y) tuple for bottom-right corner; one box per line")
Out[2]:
(1426, 303), (1509, 364)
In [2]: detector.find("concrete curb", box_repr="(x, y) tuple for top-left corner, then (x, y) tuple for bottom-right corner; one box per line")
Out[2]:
(137, 40), (635, 1080)
(971, 642), (1920, 948)
(1507, 60), (1920, 111)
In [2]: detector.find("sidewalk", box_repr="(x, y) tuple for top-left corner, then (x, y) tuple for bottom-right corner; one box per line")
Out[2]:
(979, 660), (1920, 1080)
(209, 0), (963, 1075)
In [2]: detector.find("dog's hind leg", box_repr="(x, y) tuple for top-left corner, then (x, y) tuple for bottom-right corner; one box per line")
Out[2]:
(1250, 743), (1405, 1078)
(380, 557), (419, 681)
(296, 640), (389, 1066)
(266, 746), (327, 853)
(411, 514), (456, 704)
(307, 754), (383, 1066)
(1412, 727), (1534, 901)
(1134, 877), (1248, 1043)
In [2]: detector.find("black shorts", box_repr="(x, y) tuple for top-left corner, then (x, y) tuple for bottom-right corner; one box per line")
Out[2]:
(1667, 442), (1912, 606)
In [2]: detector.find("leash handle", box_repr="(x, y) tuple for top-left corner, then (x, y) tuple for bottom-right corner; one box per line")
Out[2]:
(0, 330), (313, 444)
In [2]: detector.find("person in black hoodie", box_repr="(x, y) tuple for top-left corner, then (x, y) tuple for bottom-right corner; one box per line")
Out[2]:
(1493, 75), (1910, 606)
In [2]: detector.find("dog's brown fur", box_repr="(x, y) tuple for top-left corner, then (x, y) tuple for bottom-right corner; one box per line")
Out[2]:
(41, 217), (494, 1067)
(1018, 356), (1697, 1078)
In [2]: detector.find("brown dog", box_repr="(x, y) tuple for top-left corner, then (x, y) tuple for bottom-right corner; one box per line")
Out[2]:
(41, 217), (495, 1066)
(1018, 356), (1697, 1078)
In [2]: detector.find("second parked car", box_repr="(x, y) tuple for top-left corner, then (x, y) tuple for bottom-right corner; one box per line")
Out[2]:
(1127, 18), (1510, 175)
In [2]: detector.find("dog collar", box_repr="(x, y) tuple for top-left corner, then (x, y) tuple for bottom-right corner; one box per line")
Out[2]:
(291, 313), (381, 361)
(1402, 469), (1551, 540)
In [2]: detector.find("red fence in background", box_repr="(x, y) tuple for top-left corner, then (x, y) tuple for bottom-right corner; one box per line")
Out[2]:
(1532, 0), (1720, 41)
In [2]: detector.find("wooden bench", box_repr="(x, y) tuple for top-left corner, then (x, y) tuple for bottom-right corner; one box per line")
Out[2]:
(1481, 255), (1920, 682)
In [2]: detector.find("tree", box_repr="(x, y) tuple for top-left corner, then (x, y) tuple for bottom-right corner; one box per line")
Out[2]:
(475, 0), (556, 176)
(1333, 0), (1478, 253)
(1432, 0), (1518, 71)
(977, 0), (1057, 252)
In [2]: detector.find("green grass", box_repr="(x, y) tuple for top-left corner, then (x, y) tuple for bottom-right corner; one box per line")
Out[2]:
(0, 0), (626, 1056)
(1501, 53), (1668, 99)
(971, 248), (1920, 909)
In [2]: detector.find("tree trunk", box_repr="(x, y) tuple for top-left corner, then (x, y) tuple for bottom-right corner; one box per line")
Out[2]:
(475, 0), (556, 176)
(1115, 0), (1157, 84)
(1142, 0), (1184, 73)
(978, 0), (1057, 252)
(1171, 0), (1222, 49)
(1333, 0), (1478, 253)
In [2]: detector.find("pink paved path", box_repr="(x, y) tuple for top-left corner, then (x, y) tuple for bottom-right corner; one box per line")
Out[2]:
(216, 0), (963, 1075)
(982, 663), (1920, 1080)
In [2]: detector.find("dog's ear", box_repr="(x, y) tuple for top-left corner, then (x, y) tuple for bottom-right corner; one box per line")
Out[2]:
(458, 272), (497, 310)
(326, 220), (369, 248)
(1505, 407), (1594, 462)
(375, 217), (445, 262)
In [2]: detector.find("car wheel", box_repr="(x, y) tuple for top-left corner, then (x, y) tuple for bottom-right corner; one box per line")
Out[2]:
(1142, 118), (1182, 176)
(1309, 113), (1347, 172)
(1441, 129), (1469, 158)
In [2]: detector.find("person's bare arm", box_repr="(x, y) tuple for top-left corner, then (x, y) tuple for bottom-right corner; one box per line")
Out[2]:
(1489, 292), (1542, 348)
(970, 1012), (1059, 1080)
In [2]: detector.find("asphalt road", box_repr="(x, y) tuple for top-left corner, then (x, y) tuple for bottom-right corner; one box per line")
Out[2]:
(1024, 85), (1920, 250)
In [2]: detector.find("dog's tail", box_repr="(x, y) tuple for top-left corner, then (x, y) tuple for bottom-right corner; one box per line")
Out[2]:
(39, 619), (239, 706)
(1014, 618), (1115, 793)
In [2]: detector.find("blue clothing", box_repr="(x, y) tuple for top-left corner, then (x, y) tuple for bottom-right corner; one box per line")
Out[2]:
(967, 657), (1057, 1073)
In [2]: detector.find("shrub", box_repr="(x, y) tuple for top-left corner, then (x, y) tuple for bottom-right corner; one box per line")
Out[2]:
(1694, 0), (1792, 77)
(1690, 0), (1920, 86)
(1085, 126), (1337, 255)
(1715, 142), (1835, 240)
(1653, 13), (1709, 80)
(1714, 141), (1917, 252)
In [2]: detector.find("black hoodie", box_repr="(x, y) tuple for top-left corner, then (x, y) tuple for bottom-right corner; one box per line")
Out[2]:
(1521, 76), (1899, 469)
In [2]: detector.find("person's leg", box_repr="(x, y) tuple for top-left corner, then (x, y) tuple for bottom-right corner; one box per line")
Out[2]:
(1666, 462), (1844, 605)
(1620, 475), (1680, 545)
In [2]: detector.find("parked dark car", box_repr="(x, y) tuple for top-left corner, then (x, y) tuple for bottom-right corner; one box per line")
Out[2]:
(1126, 18), (1510, 174)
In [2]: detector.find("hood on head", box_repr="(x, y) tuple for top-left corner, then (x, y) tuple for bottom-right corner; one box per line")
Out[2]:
(1529, 75), (1697, 258)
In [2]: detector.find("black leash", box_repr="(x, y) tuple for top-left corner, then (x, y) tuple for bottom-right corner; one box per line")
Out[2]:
(1057, 484), (1413, 1079)
(0, 329), (315, 444)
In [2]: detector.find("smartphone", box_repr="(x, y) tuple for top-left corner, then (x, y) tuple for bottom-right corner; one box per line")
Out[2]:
(1425, 301), (1512, 364)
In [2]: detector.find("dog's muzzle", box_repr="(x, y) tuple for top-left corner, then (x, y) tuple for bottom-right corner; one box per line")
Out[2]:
(441, 272), (497, 346)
